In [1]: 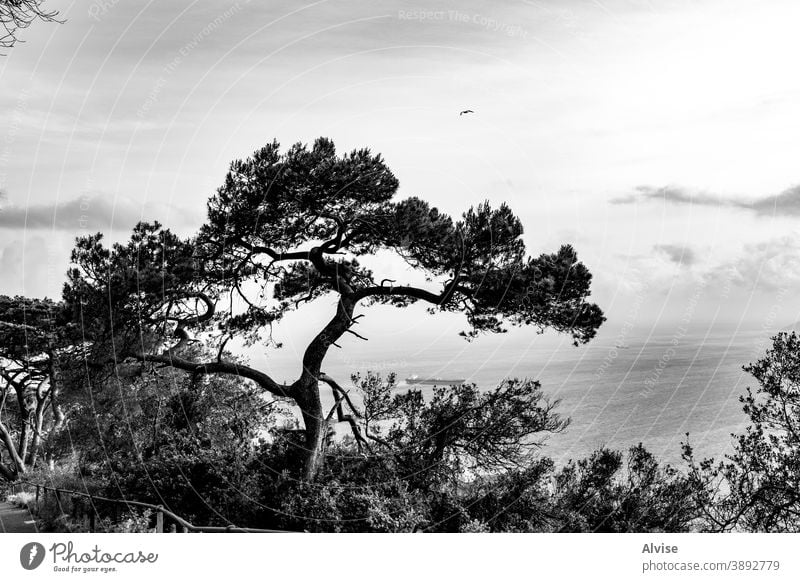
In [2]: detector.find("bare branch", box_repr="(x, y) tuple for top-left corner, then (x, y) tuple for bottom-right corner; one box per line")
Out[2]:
(129, 348), (294, 400)
(294, 290), (315, 309)
(318, 373), (362, 418)
(319, 373), (369, 452)
(216, 335), (231, 363)
(344, 329), (368, 341)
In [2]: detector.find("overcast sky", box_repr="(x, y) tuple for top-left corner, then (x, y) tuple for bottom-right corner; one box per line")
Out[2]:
(2, 0), (800, 346)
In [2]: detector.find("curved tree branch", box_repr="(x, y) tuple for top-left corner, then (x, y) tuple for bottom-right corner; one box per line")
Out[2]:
(129, 348), (294, 400)
(319, 373), (362, 418)
(354, 277), (463, 305)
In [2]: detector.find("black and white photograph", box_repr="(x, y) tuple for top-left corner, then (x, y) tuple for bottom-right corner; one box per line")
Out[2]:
(1, 0), (800, 578)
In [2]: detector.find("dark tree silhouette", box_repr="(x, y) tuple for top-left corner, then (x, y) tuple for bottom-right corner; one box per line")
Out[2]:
(1, 0), (58, 50)
(685, 332), (800, 531)
(346, 372), (569, 485)
(65, 138), (605, 480)
(550, 444), (702, 532)
(0, 295), (70, 480)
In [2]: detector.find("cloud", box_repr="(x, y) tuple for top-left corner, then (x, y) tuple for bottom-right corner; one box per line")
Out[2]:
(0, 237), (58, 298)
(704, 236), (800, 292)
(0, 194), (136, 231)
(610, 185), (729, 207)
(0, 193), (200, 233)
(611, 184), (800, 217)
(0, 192), (203, 298)
(748, 185), (800, 216)
(654, 244), (695, 266)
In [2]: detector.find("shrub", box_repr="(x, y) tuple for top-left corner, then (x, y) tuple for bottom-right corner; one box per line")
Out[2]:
(7, 491), (35, 509)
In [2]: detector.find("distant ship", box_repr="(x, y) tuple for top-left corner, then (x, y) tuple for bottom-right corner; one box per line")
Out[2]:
(614, 342), (630, 349)
(405, 375), (465, 386)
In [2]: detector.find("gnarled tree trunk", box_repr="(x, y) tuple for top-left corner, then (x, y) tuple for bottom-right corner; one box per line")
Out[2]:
(47, 346), (66, 431)
(294, 296), (356, 480)
(296, 385), (327, 481)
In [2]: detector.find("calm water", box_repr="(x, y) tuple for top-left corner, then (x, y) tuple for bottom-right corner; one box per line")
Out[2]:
(306, 328), (776, 467)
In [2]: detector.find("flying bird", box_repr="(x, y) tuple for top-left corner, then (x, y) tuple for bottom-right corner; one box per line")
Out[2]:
(459, 109), (474, 116)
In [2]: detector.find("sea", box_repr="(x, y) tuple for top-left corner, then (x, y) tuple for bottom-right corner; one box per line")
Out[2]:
(262, 324), (784, 468)
(316, 326), (786, 467)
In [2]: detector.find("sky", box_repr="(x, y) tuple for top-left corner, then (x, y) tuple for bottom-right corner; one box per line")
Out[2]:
(2, 0), (800, 352)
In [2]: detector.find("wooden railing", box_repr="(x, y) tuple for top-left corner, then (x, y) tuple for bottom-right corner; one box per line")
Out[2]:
(12, 480), (287, 533)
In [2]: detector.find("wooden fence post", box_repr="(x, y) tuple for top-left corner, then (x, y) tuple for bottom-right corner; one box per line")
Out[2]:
(156, 506), (164, 533)
(35, 485), (40, 512)
(88, 496), (96, 533)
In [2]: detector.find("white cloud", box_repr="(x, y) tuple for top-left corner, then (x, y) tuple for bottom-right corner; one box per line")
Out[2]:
(0, 192), (199, 233)
(654, 244), (696, 267)
(0, 236), (60, 298)
(612, 184), (800, 217)
(705, 236), (800, 292)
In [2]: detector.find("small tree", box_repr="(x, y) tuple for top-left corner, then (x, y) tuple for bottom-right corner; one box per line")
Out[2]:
(66, 138), (605, 480)
(1, 0), (58, 50)
(349, 372), (569, 486)
(552, 445), (702, 532)
(685, 332), (800, 532)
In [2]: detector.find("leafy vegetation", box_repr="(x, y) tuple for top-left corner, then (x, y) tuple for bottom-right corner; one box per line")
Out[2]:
(684, 331), (800, 532)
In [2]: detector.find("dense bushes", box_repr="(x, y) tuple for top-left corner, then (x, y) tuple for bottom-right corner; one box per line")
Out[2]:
(35, 366), (709, 532)
(9, 333), (800, 532)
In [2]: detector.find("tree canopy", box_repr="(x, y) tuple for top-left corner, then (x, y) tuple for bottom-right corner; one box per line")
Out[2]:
(65, 137), (605, 481)
(1, 0), (58, 50)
